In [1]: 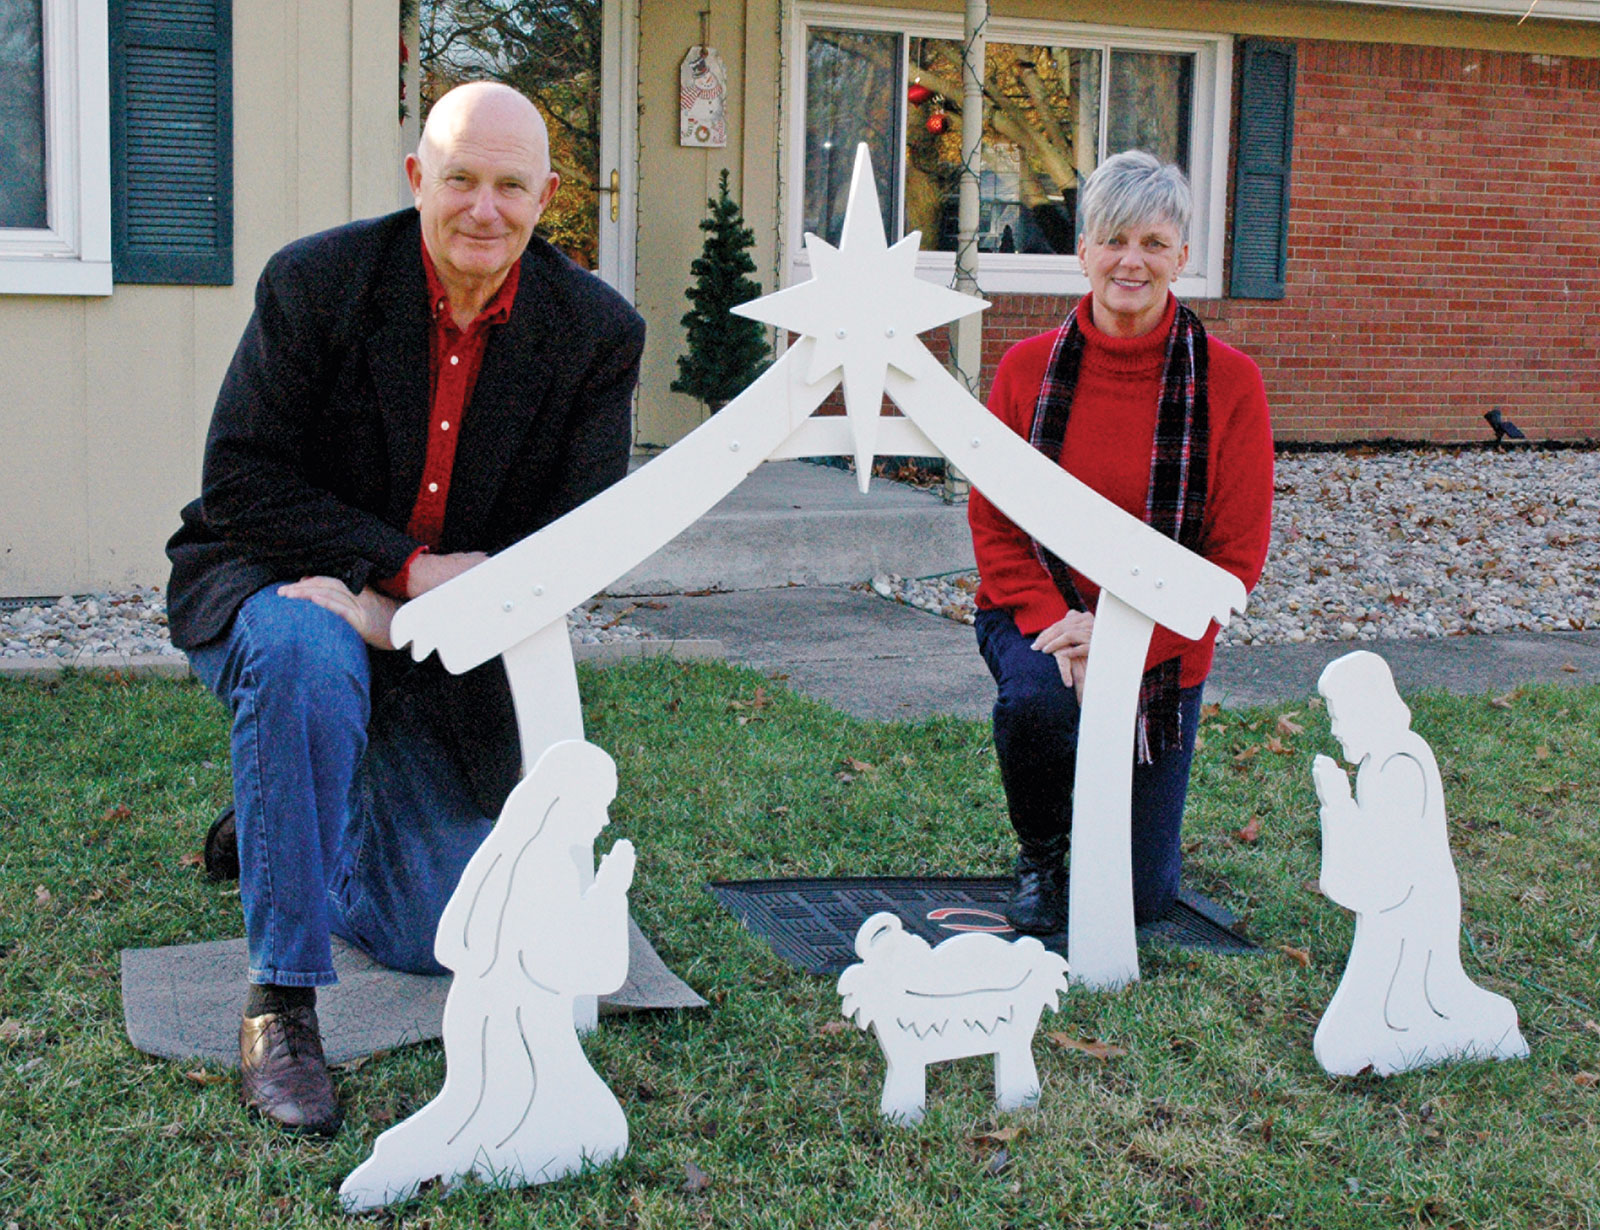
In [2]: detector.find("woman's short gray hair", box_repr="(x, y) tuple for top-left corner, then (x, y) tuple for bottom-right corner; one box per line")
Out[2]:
(1078, 150), (1192, 244)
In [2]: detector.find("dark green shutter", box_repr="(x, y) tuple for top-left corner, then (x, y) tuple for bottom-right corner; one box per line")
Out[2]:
(1230, 39), (1295, 300)
(109, 0), (233, 284)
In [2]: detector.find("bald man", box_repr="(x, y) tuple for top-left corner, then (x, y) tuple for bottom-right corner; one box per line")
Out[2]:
(166, 83), (644, 1136)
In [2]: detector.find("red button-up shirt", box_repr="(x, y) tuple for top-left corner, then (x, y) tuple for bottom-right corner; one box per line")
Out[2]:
(379, 239), (522, 596)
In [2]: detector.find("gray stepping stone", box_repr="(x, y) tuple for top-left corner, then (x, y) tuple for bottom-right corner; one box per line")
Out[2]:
(121, 918), (705, 1068)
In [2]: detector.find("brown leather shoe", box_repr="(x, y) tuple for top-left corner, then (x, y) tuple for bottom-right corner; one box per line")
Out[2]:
(239, 1004), (342, 1137)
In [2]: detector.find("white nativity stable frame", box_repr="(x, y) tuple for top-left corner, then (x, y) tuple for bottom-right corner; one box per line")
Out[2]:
(390, 144), (1247, 991)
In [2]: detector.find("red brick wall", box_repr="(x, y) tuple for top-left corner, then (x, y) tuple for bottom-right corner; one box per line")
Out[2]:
(979, 40), (1600, 444)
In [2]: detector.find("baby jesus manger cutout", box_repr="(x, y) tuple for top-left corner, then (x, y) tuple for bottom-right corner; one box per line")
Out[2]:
(353, 144), (1247, 1207)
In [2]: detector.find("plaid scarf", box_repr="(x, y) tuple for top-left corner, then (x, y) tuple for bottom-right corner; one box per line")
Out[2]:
(1027, 299), (1210, 762)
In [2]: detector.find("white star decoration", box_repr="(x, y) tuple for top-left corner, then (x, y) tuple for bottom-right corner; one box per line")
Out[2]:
(733, 143), (987, 491)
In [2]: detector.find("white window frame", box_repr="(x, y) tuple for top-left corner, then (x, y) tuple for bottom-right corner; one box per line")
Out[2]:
(788, 3), (1231, 300)
(0, 0), (112, 296)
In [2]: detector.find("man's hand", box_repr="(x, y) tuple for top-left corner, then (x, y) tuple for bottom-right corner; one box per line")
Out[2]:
(1032, 611), (1094, 702)
(277, 577), (399, 650)
(406, 551), (488, 598)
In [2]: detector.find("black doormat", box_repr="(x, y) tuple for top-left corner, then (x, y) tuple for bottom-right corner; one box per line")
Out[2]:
(706, 876), (1258, 976)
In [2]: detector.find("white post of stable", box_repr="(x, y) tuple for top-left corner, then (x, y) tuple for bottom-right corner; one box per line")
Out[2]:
(1067, 592), (1156, 985)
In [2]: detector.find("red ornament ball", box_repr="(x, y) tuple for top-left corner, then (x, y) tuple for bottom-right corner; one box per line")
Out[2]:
(907, 82), (933, 105)
(925, 111), (948, 135)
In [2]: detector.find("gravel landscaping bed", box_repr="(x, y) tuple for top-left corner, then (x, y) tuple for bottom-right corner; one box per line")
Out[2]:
(6, 448), (1598, 661)
(0, 591), (644, 663)
(868, 447), (1600, 645)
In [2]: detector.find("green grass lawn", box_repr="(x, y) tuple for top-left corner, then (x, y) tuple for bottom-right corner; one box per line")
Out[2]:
(1, 662), (1597, 1228)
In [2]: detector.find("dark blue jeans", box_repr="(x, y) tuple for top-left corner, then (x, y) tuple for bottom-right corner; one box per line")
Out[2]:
(189, 586), (497, 986)
(975, 607), (1203, 924)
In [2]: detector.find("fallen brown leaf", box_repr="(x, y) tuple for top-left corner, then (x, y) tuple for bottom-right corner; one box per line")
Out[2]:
(100, 805), (133, 823)
(1300, 878), (1323, 896)
(1201, 702), (1222, 720)
(0, 1019), (24, 1043)
(1306, 696), (1324, 710)
(1275, 712), (1305, 737)
(179, 851), (205, 869)
(1574, 1071), (1599, 1089)
(682, 1159), (712, 1194)
(727, 687), (773, 712)
(1277, 945), (1312, 968)
(1264, 735), (1294, 756)
(1582, 1020), (1600, 1040)
(33, 885), (51, 906)
(816, 1020), (848, 1036)
(1489, 689), (1520, 710)
(184, 1069), (228, 1087)
(972, 1126), (1024, 1146)
(1047, 1032), (1127, 1060)
(1560, 661), (1579, 673)
(86, 887), (105, 902)
(842, 757), (876, 773)
(1234, 816), (1262, 844)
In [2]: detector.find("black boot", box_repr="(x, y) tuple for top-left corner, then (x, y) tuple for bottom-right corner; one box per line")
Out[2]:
(1007, 843), (1066, 935)
(204, 805), (239, 882)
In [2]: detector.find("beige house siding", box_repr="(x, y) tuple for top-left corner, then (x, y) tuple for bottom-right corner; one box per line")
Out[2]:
(629, 0), (1599, 448)
(0, 0), (405, 598)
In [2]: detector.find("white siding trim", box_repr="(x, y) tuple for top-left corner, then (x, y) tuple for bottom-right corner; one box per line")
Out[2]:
(0, 0), (112, 296)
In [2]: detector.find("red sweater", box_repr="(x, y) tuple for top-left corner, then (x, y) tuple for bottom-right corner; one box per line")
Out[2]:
(969, 294), (1274, 687)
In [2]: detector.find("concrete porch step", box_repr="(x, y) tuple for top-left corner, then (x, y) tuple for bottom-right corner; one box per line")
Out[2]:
(609, 459), (975, 595)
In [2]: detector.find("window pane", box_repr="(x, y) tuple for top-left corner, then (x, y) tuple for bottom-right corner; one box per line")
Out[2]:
(0, 0), (47, 230)
(805, 28), (899, 246)
(1107, 50), (1193, 172)
(904, 40), (1100, 255)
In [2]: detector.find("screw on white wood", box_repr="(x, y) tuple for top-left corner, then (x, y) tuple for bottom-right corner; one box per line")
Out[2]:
(970, 437), (981, 448)
(885, 327), (896, 337)
(835, 328), (847, 339)
(1131, 566), (1141, 576)
(1155, 579), (1165, 589)
(730, 441), (740, 451)
(502, 600), (514, 612)
(533, 585), (544, 596)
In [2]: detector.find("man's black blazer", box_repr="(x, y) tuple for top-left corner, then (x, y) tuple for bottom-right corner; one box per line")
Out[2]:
(167, 208), (645, 813)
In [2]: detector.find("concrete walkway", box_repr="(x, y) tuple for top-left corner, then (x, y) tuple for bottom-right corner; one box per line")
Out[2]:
(592, 460), (1600, 720)
(14, 460), (1600, 718)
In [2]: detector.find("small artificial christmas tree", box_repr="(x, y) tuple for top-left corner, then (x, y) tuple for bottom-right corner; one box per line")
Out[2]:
(673, 169), (770, 411)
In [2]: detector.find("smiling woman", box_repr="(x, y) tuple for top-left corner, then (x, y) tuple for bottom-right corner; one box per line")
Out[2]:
(968, 150), (1276, 938)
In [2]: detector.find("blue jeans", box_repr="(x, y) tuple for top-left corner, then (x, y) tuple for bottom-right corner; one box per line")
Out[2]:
(189, 586), (497, 986)
(974, 608), (1202, 923)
